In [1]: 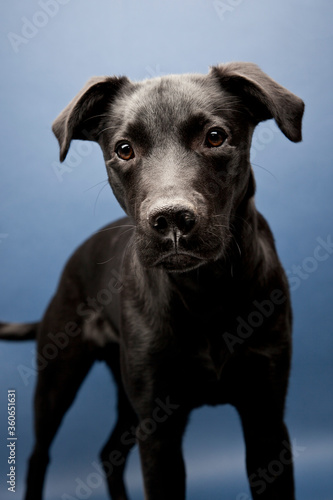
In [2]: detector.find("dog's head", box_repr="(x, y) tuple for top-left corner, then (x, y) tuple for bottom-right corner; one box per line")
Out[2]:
(53, 63), (304, 273)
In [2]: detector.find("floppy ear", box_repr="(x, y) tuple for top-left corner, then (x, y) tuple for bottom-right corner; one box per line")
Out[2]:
(52, 76), (129, 162)
(211, 62), (304, 142)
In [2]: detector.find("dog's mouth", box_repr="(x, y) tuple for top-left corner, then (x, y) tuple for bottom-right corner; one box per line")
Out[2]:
(153, 251), (205, 272)
(135, 215), (229, 273)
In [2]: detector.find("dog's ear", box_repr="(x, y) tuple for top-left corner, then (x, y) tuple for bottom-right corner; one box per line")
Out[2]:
(211, 62), (304, 142)
(52, 76), (129, 162)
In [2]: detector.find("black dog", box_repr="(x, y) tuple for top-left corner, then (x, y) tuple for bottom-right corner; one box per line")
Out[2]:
(0, 62), (304, 499)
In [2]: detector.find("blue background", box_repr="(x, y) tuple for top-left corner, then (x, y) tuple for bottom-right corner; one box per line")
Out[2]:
(0, 1), (332, 499)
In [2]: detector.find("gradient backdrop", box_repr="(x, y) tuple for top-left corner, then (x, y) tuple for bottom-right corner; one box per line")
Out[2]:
(0, 1), (332, 499)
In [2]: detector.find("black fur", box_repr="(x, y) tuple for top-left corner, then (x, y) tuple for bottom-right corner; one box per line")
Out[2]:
(0, 62), (304, 499)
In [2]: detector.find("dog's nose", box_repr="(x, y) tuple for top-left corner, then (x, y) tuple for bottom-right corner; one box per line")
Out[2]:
(148, 204), (197, 237)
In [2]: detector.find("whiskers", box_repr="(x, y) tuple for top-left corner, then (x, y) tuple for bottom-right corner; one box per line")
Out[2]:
(207, 214), (243, 262)
(95, 224), (135, 235)
(251, 162), (278, 182)
(233, 238), (242, 258)
(96, 225), (135, 265)
(84, 178), (111, 216)
(212, 213), (254, 235)
(84, 179), (109, 193)
(97, 125), (115, 137)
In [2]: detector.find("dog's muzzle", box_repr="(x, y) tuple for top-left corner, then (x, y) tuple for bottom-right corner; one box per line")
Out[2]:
(137, 198), (205, 272)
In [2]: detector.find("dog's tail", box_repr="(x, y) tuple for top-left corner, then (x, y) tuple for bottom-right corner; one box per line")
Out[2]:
(0, 322), (39, 341)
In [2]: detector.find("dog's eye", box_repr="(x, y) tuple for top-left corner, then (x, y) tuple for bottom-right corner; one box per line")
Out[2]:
(205, 129), (227, 148)
(115, 142), (135, 161)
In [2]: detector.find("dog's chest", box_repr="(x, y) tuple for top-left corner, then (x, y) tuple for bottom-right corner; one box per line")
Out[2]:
(190, 336), (227, 378)
(167, 289), (242, 405)
(183, 343), (231, 406)
(176, 320), (233, 405)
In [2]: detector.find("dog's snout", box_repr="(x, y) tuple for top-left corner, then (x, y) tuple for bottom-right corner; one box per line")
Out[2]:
(148, 204), (197, 237)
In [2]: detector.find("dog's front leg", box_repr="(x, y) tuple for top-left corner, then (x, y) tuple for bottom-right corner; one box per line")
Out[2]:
(122, 360), (189, 500)
(137, 411), (189, 500)
(121, 331), (189, 498)
(235, 353), (295, 500)
(240, 416), (295, 500)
